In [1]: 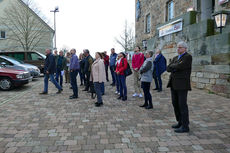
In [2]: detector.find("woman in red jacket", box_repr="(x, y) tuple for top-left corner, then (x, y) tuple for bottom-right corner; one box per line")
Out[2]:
(116, 52), (128, 101)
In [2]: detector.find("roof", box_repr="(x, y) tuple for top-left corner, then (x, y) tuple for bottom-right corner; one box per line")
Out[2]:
(18, 0), (55, 34)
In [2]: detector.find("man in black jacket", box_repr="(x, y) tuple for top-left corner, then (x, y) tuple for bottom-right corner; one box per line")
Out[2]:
(40, 49), (63, 94)
(83, 49), (93, 91)
(167, 41), (192, 133)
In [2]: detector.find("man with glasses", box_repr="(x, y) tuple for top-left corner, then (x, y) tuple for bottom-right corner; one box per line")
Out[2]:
(167, 41), (192, 133)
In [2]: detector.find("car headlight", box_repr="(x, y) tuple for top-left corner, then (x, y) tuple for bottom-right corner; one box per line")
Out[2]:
(16, 74), (24, 79)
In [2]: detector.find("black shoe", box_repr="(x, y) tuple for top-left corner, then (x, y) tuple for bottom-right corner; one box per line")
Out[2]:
(39, 91), (48, 95)
(82, 89), (88, 91)
(69, 96), (78, 99)
(157, 89), (162, 92)
(174, 126), (189, 133)
(95, 103), (103, 107)
(117, 96), (122, 100)
(69, 87), (73, 89)
(122, 96), (127, 101)
(107, 79), (109, 82)
(80, 83), (83, 86)
(153, 88), (159, 90)
(110, 83), (115, 86)
(171, 123), (181, 129)
(145, 106), (153, 109)
(139, 104), (147, 107)
(56, 90), (62, 94)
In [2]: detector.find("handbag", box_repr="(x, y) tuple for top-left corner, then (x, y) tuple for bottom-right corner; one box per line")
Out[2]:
(122, 59), (132, 77)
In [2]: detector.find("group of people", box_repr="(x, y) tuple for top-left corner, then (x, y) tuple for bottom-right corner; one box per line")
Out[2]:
(40, 40), (192, 133)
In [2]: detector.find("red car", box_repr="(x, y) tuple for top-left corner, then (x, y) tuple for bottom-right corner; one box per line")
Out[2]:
(0, 65), (31, 90)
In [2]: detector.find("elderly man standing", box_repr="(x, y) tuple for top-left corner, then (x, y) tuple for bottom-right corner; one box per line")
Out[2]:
(40, 49), (62, 94)
(109, 48), (117, 86)
(69, 49), (80, 99)
(167, 41), (192, 133)
(83, 49), (94, 92)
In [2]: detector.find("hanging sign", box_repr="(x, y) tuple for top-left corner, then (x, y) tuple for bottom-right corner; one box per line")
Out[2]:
(157, 19), (183, 37)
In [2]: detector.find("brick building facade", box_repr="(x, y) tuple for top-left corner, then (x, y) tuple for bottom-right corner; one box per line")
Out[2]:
(135, 0), (230, 97)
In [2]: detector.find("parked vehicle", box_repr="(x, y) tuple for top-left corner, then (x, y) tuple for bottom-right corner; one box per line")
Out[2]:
(0, 51), (46, 73)
(0, 64), (31, 91)
(0, 56), (40, 78)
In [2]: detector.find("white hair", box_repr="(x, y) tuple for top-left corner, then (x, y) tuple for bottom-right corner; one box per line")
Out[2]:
(177, 41), (188, 49)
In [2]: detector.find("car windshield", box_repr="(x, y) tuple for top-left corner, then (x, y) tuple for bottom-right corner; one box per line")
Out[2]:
(36, 52), (46, 59)
(1, 56), (25, 64)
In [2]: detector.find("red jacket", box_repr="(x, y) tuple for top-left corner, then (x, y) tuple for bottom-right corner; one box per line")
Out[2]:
(116, 58), (127, 75)
(104, 55), (109, 65)
(132, 52), (144, 70)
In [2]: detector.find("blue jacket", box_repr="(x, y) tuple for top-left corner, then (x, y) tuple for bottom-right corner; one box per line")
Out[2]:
(110, 53), (117, 66)
(44, 53), (56, 74)
(153, 54), (167, 76)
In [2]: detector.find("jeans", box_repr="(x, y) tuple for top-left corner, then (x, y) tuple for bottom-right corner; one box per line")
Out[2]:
(115, 73), (120, 92)
(44, 73), (62, 93)
(171, 89), (189, 127)
(94, 82), (103, 104)
(118, 75), (127, 97)
(101, 82), (105, 95)
(79, 70), (85, 85)
(110, 66), (116, 84)
(154, 75), (162, 90)
(70, 70), (79, 97)
(56, 68), (63, 87)
(141, 82), (152, 107)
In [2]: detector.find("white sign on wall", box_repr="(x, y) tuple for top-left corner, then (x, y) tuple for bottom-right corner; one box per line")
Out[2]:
(219, 0), (229, 5)
(157, 19), (183, 37)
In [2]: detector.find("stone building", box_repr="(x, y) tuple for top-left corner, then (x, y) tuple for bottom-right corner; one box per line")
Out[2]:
(135, 0), (230, 97)
(0, 0), (54, 53)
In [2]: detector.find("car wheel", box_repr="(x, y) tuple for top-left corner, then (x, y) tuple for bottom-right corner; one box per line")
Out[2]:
(0, 78), (12, 91)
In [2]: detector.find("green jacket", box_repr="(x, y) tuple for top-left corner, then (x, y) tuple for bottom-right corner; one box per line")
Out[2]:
(56, 55), (67, 70)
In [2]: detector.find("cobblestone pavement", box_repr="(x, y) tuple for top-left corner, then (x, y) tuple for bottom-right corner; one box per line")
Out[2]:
(0, 76), (229, 153)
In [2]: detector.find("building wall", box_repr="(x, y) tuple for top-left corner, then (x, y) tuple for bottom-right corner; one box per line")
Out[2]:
(136, 0), (230, 97)
(0, 0), (53, 54)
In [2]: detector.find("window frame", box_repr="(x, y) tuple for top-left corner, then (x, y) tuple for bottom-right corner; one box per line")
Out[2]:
(145, 13), (151, 34)
(166, 0), (174, 21)
(0, 31), (6, 39)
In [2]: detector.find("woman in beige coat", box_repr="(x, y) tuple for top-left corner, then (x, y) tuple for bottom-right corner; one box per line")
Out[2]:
(91, 52), (106, 107)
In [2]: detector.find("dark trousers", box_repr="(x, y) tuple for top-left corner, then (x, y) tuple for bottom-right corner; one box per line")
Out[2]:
(84, 72), (90, 91)
(141, 82), (152, 107)
(44, 73), (62, 93)
(118, 75), (127, 97)
(110, 66), (116, 84)
(115, 73), (120, 92)
(101, 82), (105, 95)
(94, 82), (103, 104)
(55, 68), (63, 87)
(79, 70), (85, 85)
(105, 64), (109, 81)
(171, 89), (189, 128)
(70, 70), (78, 97)
(154, 75), (162, 90)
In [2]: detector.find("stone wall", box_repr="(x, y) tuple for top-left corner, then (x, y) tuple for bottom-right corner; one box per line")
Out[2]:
(136, 0), (230, 98)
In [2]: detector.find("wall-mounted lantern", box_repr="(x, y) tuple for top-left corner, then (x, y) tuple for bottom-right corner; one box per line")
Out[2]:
(213, 11), (229, 33)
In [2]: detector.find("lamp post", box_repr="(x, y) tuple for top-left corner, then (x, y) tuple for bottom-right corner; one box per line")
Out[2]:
(213, 11), (229, 34)
(50, 6), (59, 50)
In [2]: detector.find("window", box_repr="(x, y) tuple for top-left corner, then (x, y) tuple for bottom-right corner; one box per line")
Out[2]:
(167, 0), (174, 21)
(0, 31), (6, 39)
(0, 58), (13, 66)
(146, 14), (151, 33)
(27, 52), (42, 61)
(13, 53), (25, 61)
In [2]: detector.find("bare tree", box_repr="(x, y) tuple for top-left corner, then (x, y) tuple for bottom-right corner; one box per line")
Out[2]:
(115, 20), (135, 53)
(0, 0), (52, 51)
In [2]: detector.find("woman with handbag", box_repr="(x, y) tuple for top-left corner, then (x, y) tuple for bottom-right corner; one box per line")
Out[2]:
(116, 52), (128, 101)
(90, 52), (106, 107)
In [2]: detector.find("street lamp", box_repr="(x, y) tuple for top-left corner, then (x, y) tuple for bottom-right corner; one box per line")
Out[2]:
(213, 11), (229, 34)
(50, 6), (59, 50)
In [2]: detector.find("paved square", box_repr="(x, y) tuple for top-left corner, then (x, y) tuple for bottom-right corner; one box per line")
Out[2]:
(0, 77), (229, 153)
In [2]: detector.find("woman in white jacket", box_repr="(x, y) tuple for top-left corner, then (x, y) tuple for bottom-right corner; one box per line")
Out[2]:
(91, 52), (106, 107)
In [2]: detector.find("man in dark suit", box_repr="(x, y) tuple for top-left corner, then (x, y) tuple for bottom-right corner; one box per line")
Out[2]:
(167, 41), (192, 133)
(40, 49), (63, 94)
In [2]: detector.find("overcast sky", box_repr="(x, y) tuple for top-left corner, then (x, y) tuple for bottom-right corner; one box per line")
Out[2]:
(35, 0), (135, 55)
